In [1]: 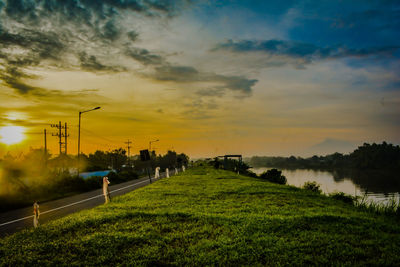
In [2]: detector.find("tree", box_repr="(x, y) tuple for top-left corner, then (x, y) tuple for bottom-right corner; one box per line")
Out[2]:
(108, 148), (128, 172)
(260, 169), (287, 184)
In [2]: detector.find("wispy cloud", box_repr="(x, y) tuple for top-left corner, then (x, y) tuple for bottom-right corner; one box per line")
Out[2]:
(213, 39), (400, 68)
(149, 65), (257, 95)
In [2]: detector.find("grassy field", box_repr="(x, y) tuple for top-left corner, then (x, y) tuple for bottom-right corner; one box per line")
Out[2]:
(1, 167), (400, 266)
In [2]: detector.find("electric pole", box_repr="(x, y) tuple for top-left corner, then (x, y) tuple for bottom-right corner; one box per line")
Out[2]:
(44, 129), (47, 154)
(44, 128), (48, 166)
(125, 139), (132, 158)
(58, 121), (62, 154)
(65, 122), (68, 155)
(51, 121), (69, 155)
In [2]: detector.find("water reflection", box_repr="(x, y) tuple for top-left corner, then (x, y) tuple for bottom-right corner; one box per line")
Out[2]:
(252, 167), (400, 205)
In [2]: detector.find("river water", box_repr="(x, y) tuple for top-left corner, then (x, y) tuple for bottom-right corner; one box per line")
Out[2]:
(252, 167), (400, 205)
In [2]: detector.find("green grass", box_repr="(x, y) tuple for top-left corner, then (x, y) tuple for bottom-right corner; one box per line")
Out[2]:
(1, 166), (400, 266)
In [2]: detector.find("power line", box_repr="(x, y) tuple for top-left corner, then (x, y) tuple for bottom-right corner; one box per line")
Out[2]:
(79, 128), (120, 145)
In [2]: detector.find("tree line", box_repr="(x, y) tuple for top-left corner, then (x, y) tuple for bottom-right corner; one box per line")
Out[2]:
(247, 142), (400, 171)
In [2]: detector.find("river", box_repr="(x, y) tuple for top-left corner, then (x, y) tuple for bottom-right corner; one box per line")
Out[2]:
(252, 167), (400, 205)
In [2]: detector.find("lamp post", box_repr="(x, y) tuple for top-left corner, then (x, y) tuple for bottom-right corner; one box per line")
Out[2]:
(77, 106), (101, 177)
(149, 139), (159, 151)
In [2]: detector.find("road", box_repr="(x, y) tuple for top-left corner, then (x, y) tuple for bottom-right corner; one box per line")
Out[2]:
(0, 171), (169, 237)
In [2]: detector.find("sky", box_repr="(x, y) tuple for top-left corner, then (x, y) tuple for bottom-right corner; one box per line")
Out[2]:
(0, 0), (399, 158)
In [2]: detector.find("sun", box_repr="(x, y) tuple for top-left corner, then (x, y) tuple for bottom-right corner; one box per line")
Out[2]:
(0, 126), (26, 145)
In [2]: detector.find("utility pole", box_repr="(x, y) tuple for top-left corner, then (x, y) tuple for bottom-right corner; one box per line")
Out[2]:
(64, 122), (68, 155)
(51, 122), (69, 155)
(44, 128), (48, 166)
(125, 139), (132, 158)
(44, 129), (47, 154)
(58, 121), (62, 155)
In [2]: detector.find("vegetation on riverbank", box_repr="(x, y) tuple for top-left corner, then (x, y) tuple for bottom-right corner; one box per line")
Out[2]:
(247, 142), (400, 171)
(1, 166), (399, 265)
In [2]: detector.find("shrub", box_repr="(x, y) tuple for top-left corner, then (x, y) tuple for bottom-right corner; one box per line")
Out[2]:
(329, 192), (355, 204)
(108, 170), (139, 184)
(84, 176), (103, 191)
(303, 181), (321, 193)
(243, 170), (258, 178)
(53, 174), (86, 193)
(259, 169), (287, 185)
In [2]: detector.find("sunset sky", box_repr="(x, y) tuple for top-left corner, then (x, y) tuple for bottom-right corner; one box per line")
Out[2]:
(0, 0), (399, 158)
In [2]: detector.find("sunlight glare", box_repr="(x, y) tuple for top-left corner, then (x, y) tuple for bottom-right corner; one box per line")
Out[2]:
(0, 126), (26, 145)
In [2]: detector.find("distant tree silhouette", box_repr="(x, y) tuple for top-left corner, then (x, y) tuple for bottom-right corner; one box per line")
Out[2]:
(248, 142), (400, 171)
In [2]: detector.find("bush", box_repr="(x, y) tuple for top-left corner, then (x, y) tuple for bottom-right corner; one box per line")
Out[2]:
(259, 169), (287, 185)
(84, 176), (103, 191)
(243, 170), (258, 178)
(329, 192), (355, 204)
(53, 173), (86, 193)
(108, 170), (139, 184)
(303, 181), (322, 193)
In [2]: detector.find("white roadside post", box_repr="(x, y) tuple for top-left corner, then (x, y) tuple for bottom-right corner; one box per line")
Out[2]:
(103, 176), (111, 203)
(155, 167), (160, 179)
(33, 202), (40, 228)
(166, 168), (169, 178)
(182, 165), (186, 172)
(175, 168), (178, 175)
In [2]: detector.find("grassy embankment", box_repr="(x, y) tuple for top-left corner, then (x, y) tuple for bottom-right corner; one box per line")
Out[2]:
(1, 166), (400, 265)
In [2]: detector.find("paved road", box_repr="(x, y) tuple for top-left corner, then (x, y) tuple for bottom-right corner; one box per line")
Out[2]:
(0, 171), (170, 238)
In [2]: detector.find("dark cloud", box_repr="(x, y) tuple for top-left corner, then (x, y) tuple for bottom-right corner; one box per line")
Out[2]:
(101, 20), (121, 40)
(216, 75), (257, 94)
(0, 28), (65, 60)
(0, 24), (66, 93)
(125, 48), (164, 65)
(153, 65), (199, 81)
(150, 65), (257, 95)
(79, 52), (124, 72)
(1, 78), (40, 94)
(0, 66), (41, 94)
(213, 39), (400, 66)
(127, 31), (139, 41)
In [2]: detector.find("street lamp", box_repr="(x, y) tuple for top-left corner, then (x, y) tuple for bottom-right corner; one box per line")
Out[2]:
(149, 139), (159, 151)
(77, 106), (101, 176)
